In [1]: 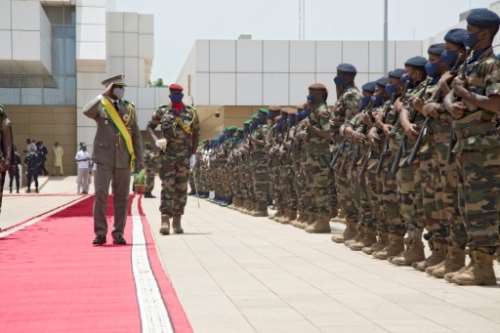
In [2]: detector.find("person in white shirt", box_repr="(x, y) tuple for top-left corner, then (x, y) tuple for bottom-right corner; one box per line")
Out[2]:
(75, 144), (91, 194)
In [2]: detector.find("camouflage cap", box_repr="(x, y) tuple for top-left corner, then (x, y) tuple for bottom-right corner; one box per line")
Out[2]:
(258, 108), (270, 115)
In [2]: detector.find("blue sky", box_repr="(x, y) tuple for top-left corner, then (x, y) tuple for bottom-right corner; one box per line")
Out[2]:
(115, 0), (496, 82)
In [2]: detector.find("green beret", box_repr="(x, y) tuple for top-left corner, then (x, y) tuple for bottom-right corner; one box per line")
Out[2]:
(258, 108), (269, 115)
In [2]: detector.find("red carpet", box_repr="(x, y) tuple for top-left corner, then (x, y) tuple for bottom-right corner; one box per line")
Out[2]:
(0, 196), (140, 333)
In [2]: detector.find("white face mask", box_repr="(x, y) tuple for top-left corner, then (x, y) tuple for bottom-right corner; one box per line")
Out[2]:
(113, 87), (125, 100)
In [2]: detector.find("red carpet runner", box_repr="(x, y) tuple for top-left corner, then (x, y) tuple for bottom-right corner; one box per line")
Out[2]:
(0, 195), (192, 333)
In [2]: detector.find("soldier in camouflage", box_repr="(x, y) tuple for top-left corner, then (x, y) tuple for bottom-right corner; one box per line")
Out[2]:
(443, 9), (500, 285)
(143, 142), (159, 198)
(148, 83), (200, 235)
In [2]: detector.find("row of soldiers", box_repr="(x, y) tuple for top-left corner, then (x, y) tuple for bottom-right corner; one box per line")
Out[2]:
(193, 8), (500, 286)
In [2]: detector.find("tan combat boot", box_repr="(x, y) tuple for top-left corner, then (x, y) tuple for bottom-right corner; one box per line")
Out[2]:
(349, 227), (377, 251)
(445, 253), (473, 283)
(345, 226), (364, 248)
(293, 212), (306, 228)
(362, 232), (388, 255)
(297, 213), (311, 229)
(253, 203), (268, 217)
(172, 215), (184, 234)
(390, 232), (425, 266)
(373, 233), (404, 260)
(331, 218), (358, 244)
(429, 246), (465, 279)
(452, 250), (497, 286)
(305, 214), (332, 233)
(413, 240), (446, 272)
(285, 210), (297, 225)
(159, 215), (170, 235)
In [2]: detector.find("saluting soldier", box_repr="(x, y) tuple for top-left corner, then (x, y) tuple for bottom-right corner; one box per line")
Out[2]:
(148, 84), (200, 235)
(83, 74), (144, 246)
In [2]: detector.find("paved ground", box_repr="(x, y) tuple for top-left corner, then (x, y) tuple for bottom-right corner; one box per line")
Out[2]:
(1, 176), (80, 229)
(2, 177), (500, 333)
(142, 180), (500, 333)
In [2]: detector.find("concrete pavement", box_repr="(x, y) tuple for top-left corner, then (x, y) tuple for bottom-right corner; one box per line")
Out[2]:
(2, 176), (499, 333)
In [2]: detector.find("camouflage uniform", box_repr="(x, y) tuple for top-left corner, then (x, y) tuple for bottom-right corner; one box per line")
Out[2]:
(250, 114), (271, 216)
(331, 85), (361, 240)
(143, 145), (159, 195)
(302, 98), (334, 233)
(148, 104), (200, 218)
(448, 47), (500, 285)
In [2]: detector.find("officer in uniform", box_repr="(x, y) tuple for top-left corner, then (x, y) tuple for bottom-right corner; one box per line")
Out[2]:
(83, 74), (143, 246)
(148, 83), (200, 235)
(143, 142), (159, 198)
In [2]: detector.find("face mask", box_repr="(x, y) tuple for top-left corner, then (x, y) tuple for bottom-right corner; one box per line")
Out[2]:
(170, 92), (184, 104)
(358, 96), (371, 111)
(464, 31), (479, 48)
(425, 62), (440, 79)
(113, 87), (125, 100)
(307, 94), (321, 104)
(440, 50), (459, 69)
(371, 95), (384, 108)
(334, 76), (345, 88)
(385, 84), (398, 99)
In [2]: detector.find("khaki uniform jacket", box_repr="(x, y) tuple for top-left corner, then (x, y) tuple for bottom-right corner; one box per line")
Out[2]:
(83, 95), (143, 170)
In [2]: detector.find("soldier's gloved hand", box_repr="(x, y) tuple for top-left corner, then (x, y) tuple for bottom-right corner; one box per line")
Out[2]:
(155, 138), (167, 151)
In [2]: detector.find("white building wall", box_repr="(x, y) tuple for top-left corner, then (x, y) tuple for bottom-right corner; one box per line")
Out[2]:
(179, 39), (424, 106)
(0, 0), (52, 75)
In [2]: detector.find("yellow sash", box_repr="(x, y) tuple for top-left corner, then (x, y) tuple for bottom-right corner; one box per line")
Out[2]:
(100, 97), (136, 168)
(175, 116), (193, 135)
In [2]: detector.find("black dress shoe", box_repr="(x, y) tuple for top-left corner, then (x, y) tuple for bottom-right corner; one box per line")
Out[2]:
(113, 236), (127, 245)
(92, 235), (106, 246)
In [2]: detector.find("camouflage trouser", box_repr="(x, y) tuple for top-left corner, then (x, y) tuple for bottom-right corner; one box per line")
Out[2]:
(159, 154), (190, 217)
(294, 162), (310, 214)
(145, 165), (156, 194)
(284, 165), (298, 212)
(303, 154), (331, 217)
(272, 165), (284, 209)
(359, 160), (378, 230)
(188, 173), (195, 193)
(396, 160), (423, 236)
(455, 133), (500, 253)
(198, 166), (209, 193)
(432, 140), (467, 249)
(349, 159), (371, 228)
(253, 157), (270, 209)
(328, 168), (337, 217)
(417, 148), (448, 243)
(382, 157), (405, 236)
(335, 158), (357, 220)
(372, 171), (387, 233)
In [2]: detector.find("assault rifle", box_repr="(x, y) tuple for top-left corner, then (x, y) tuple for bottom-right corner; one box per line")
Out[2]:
(389, 79), (430, 175)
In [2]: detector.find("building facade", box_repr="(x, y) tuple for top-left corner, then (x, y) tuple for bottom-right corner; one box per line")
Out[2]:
(0, 0), (160, 175)
(176, 38), (424, 140)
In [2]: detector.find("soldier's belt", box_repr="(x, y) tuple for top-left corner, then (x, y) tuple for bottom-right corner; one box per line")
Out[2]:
(453, 122), (496, 139)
